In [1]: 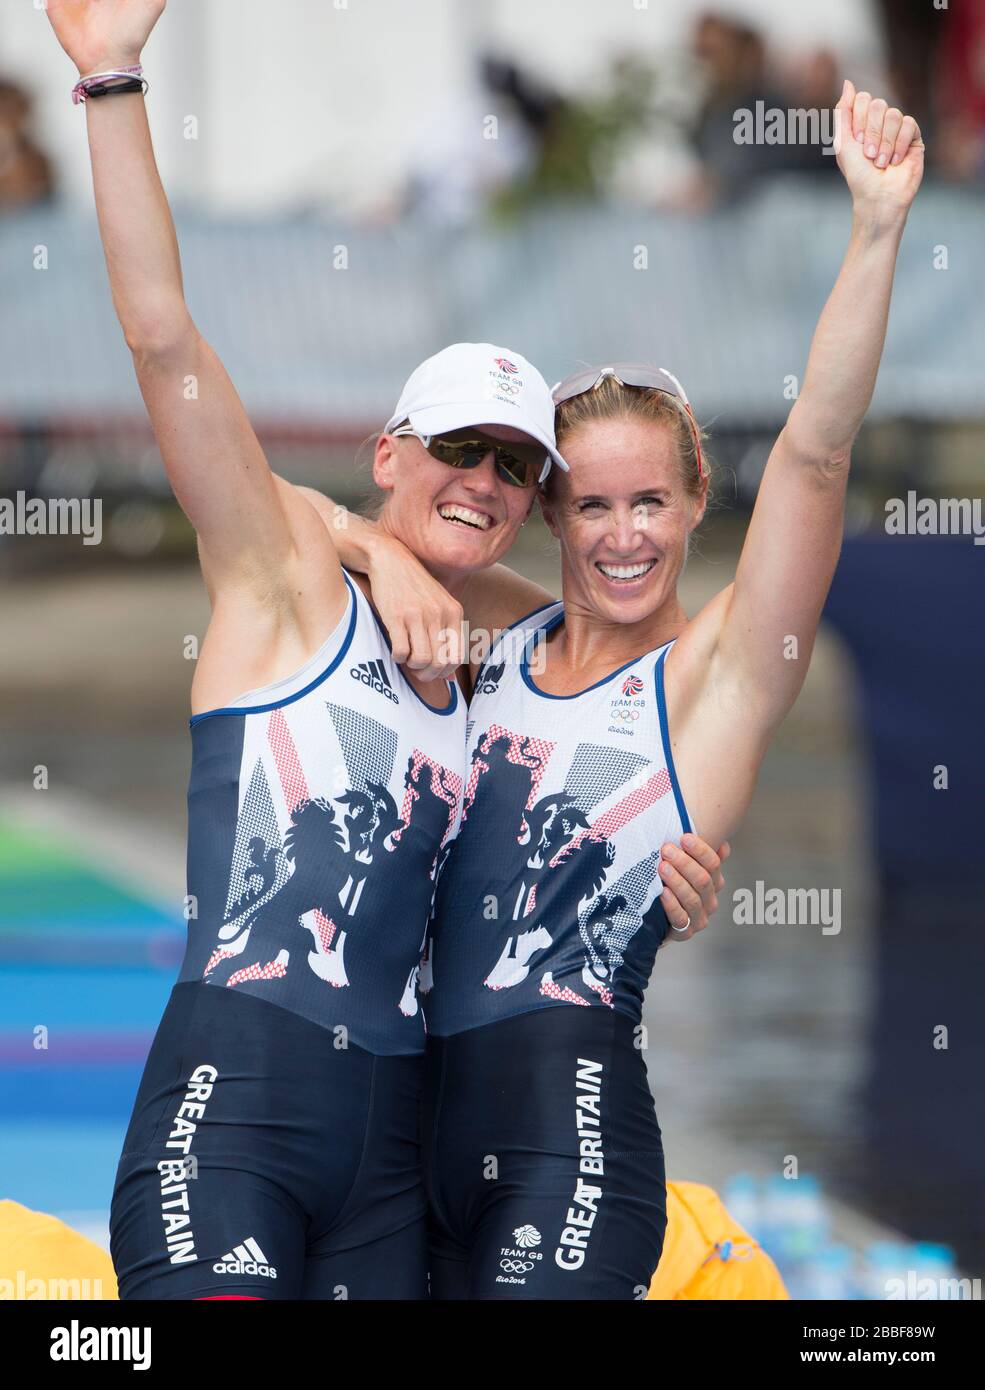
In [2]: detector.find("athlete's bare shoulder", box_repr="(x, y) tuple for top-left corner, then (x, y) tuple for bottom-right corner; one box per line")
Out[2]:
(461, 564), (557, 640)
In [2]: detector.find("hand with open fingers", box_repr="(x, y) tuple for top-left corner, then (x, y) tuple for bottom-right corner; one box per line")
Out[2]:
(365, 535), (465, 682)
(44, 0), (167, 77)
(657, 835), (730, 946)
(834, 78), (924, 216)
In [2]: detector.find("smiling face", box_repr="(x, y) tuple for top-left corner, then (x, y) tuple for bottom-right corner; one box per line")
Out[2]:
(540, 414), (707, 626)
(372, 423), (539, 583)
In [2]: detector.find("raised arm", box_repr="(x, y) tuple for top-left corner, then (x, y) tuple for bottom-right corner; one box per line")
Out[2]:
(713, 80), (924, 728)
(45, 0), (343, 614)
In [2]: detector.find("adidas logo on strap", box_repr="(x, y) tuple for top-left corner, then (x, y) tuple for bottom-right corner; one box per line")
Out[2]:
(349, 658), (399, 703)
(213, 1236), (277, 1279)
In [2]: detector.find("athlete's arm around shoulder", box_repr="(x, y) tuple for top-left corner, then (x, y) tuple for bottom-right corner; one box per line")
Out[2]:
(665, 81), (924, 844)
(286, 488), (555, 687)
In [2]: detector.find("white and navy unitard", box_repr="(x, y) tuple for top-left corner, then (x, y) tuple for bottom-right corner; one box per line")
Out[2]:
(111, 573), (466, 1300)
(422, 601), (692, 1300)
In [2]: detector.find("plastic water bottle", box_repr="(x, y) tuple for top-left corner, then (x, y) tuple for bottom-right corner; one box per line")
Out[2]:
(860, 1240), (911, 1300)
(803, 1244), (858, 1300)
(766, 1174), (828, 1265)
(722, 1173), (762, 1243)
(910, 1242), (962, 1300)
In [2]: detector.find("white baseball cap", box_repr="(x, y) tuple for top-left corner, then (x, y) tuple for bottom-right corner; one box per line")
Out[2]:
(384, 342), (569, 483)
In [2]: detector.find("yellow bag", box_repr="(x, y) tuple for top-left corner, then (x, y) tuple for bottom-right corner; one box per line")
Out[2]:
(648, 1181), (788, 1300)
(0, 1184), (784, 1302)
(0, 1199), (118, 1300)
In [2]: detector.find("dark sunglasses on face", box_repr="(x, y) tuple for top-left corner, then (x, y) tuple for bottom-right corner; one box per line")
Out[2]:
(391, 425), (546, 488)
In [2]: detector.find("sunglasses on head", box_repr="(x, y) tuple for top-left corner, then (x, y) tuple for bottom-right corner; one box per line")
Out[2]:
(391, 424), (547, 488)
(551, 363), (706, 480)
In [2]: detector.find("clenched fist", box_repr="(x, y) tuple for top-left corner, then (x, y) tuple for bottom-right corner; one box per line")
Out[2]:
(835, 78), (925, 218)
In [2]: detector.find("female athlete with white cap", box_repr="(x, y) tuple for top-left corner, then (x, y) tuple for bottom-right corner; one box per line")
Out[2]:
(44, 0), (725, 1299)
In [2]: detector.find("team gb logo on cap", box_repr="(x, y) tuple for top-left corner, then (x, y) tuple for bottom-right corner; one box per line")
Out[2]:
(488, 355), (524, 402)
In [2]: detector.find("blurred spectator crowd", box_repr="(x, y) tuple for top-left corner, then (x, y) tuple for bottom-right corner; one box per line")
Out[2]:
(0, 77), (54, 212)
(3, 2), (985, 223)
(400, 1), (985, 224)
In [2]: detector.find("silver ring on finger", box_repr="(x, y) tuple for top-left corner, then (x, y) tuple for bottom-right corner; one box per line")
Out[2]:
(670, 913), (691, 934)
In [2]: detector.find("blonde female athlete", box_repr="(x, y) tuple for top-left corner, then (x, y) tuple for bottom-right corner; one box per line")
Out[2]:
(346, 82), (925, 1299)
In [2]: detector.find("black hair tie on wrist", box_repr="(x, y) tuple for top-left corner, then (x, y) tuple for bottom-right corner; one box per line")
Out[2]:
(84, 77), (146, 99)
